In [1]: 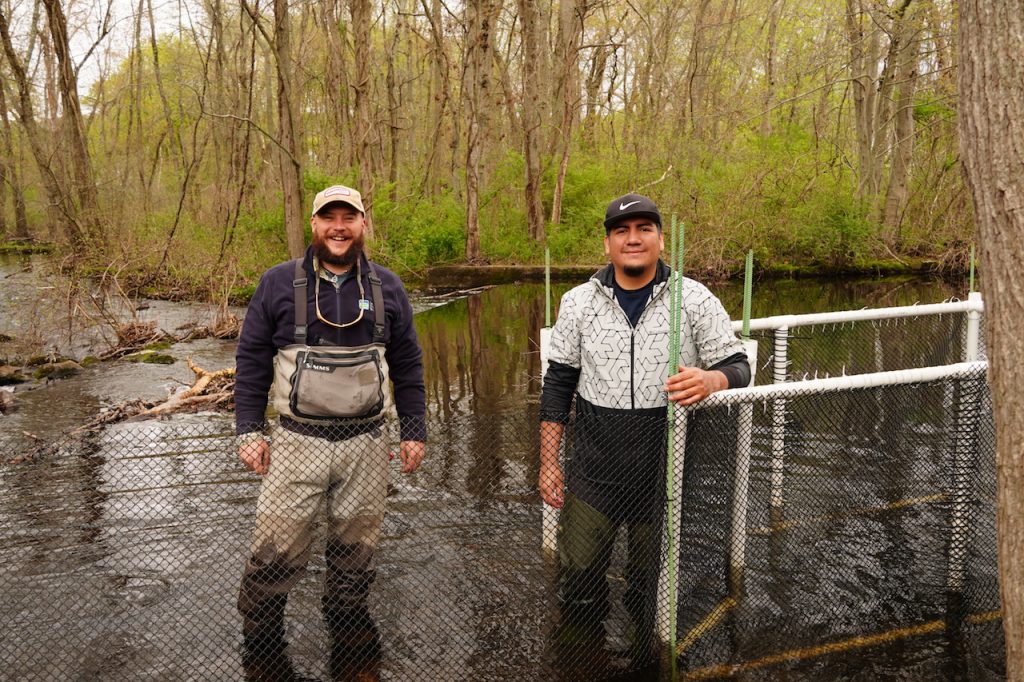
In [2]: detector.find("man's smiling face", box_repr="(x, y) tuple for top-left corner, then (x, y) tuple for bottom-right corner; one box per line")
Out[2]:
(604, 217), (664, 279)
(310, 204), (366, 271)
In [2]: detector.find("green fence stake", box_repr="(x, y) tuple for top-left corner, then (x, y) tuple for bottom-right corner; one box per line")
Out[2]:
(969, 244), (976, 295)
(742, 250), (753, 339)
(665, 214), (683, 669)
(545, 247), (551, 327)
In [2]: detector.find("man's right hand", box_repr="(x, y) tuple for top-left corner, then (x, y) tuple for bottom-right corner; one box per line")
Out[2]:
(239, 439), (271, 475)
(539, 462), (565, 509)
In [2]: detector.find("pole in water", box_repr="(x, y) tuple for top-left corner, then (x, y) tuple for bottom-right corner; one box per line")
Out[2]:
(742, 249), (754, 339)
(545, 246), (551, 327)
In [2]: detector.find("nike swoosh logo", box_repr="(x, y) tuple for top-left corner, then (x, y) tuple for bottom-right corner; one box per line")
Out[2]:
(619, 200), (641, 210)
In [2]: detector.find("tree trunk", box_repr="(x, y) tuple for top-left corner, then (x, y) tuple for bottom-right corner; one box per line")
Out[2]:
(581, 37), (608, 149)
(0, 78), (29, 239)
(0, 8), (82, 245)
(881, 5), (921, 243)
(419, 0), (451, 195)
(549, 0), (585, 225)
(463, 0), (498, 261)
(846, 0), (881, 204)
(516, 0), (545, 243)
(41, 0), (106, 247)
(685, 0), (712, 139)
(274, 0), (306, 258)
(957, 2), (1024, 679)
(351, 0), (375, 237)
(321, 0), (353, 170)
(759, 0), (781, 137)
(385, 7), (402, 205)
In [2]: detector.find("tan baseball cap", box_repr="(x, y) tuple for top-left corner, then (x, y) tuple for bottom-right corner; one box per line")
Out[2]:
(311, 185), (364, 217)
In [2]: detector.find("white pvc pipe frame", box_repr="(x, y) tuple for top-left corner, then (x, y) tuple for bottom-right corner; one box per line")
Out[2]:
(654, 359), (989, 642)
(729, 295), (984, 335)
(540, 294), (986, 642)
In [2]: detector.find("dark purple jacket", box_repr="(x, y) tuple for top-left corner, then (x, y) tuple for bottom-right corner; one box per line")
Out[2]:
(235, 247), (426, 441)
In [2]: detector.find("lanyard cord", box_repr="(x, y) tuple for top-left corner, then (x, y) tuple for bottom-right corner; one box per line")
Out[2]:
(314, 260), (366, 329)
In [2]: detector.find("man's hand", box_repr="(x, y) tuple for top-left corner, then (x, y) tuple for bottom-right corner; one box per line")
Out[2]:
(539, 462), (565, 509)
(239, 438), (271, 475)
(399, 440), (425, 473)
(665, 365), (727, 406)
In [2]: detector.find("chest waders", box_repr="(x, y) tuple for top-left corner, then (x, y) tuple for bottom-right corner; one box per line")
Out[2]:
(270, 258), (393, 427)
(239, 258), (390, 670)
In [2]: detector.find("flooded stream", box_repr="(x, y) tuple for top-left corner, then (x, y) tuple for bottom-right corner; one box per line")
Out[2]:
(0, 254), (1003, 680)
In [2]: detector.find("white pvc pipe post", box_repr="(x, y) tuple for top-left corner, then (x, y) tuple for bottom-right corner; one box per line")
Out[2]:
(732, 299), (984, 335)
(657, 406), (688, 644)
(540, 327), (558, 554)
(771, 327), (788, 510)
(949, 292), (983, 591)
(729, 339), (758, 594)
(964, 291), (982, 362)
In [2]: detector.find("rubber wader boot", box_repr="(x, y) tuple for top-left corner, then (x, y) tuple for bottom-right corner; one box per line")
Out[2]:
(325, 604), (382, 675)
(241, 648), (300, 682)
(241, 593), (289, 656)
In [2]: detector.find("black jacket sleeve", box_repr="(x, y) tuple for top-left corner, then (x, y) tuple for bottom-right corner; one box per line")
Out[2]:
(710, 351), (751, 389)
(539, 360), (581, 423)
(234, 274), (277, 434)
(384, 281), (427, 442)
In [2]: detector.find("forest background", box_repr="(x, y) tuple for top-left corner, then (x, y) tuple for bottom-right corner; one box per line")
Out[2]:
(0, 0), (966, 296)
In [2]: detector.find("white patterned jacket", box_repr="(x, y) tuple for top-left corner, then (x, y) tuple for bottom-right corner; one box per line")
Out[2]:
(539, 260), (748, 515)
(545, 260), (745, 411)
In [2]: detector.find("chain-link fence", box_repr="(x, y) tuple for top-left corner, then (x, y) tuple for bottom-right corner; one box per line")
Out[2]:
(1, 362), (1003, 681)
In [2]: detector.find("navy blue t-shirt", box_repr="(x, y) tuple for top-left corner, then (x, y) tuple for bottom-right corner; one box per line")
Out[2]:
(613, 277), (656, 327)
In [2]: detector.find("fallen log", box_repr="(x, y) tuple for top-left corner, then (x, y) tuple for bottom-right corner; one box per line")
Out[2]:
(127, 358), (234, 421)
(5, 358), (235, 464)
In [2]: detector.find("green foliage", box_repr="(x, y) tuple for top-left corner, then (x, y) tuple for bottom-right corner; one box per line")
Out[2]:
(913, 97), (955, 123)
(233, 205), (291, 273)
(373, 191), (465, 269)
(790, 193), (873, 267)
(0, 242), (54, 255)
(547, 159), (612, 264)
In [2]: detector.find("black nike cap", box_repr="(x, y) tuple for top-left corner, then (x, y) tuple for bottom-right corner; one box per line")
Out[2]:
(604, 193), (662, 230)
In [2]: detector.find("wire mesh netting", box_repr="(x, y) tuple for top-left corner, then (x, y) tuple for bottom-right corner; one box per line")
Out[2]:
(747, 309), (986, 386)
(0, 362), (1003, 681)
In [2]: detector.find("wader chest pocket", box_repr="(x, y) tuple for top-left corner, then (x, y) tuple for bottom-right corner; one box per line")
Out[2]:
(289, 349), (385, 420)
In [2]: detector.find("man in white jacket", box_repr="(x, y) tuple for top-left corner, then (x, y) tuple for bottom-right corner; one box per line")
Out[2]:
(538, 193), (749, 665)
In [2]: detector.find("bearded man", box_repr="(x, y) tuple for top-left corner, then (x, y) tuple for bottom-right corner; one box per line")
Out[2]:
(233, 184), (426, 679)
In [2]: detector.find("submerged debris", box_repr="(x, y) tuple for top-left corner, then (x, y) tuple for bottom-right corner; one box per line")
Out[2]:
(100, 321), (174, 361)
(4, 358), (235, 464)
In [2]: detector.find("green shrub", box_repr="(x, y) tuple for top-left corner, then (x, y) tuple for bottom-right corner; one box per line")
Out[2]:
(791, 193), (873, 267)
